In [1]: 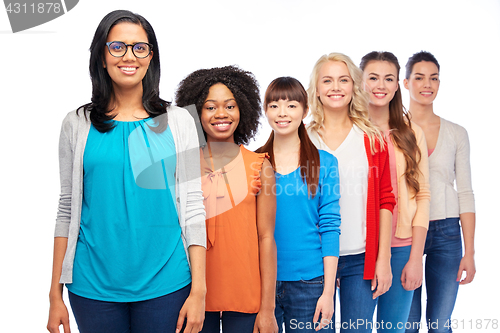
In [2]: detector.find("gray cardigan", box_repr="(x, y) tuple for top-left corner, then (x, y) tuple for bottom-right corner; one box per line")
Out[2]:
(429, 117), (475, 220)
(54, 106), (206, 284)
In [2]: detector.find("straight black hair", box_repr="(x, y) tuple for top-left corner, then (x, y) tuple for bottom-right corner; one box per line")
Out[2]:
(79, 10), (169, 132)
(257, 77), (320, 197)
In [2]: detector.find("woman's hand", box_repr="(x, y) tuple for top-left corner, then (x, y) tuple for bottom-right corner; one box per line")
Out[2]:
(176, 291), (205, 333)
(253, 159), (278, 333)
(253, 308), (278, 333)
(47, 238), (70, 333)
(457, 254), (476, 285)
(47, 299), (71, 333)
(373, 208), (393, 299)
(371, 258), (392, 299)
(457, 212), (476, 285)
(401, 257), (423, 291)
(177, 245), (206, 333)
(313, 293), (334, 331)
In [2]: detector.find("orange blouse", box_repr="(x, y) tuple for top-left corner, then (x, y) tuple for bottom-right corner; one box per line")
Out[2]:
(200, 145), (267, 313)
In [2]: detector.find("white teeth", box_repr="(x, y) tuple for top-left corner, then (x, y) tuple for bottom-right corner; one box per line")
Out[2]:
(374, 93), (386, 96)
(121, 67), (136, 71)
(214, 123), (229, 127)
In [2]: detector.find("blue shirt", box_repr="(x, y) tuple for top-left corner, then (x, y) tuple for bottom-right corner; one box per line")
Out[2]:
(274, 150), (341, 281)
(67, 119), (191, 302)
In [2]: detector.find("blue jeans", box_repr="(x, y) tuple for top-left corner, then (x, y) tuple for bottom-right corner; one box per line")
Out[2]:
(337, 253), (377, 333)
(68, 284), (190, 333)
(377, 245), (414, 332)
(405, 218), (462, 333)
(275, 276), (333, 332)
(201, 311), (257, 333)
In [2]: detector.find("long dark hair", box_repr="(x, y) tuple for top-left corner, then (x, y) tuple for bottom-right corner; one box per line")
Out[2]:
(80, 10), (169, 132)
(360, 51), (421, 195)
(256, 77), (320, 198)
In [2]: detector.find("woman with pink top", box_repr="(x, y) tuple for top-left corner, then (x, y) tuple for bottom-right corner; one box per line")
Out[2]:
(403, 51), (476, 333)
(360, 51), (430, 332)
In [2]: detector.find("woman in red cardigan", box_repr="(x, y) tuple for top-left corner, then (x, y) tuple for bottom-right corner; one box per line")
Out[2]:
(307, 52), (395, 333)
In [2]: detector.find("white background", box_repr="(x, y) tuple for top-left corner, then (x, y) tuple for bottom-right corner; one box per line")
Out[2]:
(1, 0), (499, 332)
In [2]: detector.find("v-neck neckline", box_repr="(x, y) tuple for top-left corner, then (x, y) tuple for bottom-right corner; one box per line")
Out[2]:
(429, 117), (442, 159)
(319, 125), (356, 154)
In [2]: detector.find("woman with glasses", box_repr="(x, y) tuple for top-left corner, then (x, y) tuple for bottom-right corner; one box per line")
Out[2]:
(47, 10), (207, 333)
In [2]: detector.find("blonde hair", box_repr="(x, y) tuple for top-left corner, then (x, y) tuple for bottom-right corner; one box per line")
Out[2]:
(307, 52), (384, 153)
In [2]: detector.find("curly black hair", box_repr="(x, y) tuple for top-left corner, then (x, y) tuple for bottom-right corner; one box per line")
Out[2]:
(175, 65), (261, 145)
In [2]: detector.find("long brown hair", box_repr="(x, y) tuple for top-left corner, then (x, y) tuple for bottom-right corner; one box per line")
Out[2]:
(360, 51), (421, 195)
(256, 77), (320, 197)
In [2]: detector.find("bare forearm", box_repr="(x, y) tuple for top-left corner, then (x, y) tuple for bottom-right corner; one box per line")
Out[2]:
(187, 245), (207, 297)
(460, 212), (475, 257)
(371, 209), (393, 298)
(256, 159), (277, 312)
(456, 212), (476, 284)
(408, 226), (427, 261)
(176, 245), (206, 333)
(259, 235), (277, 311)
(322, 256), (338, 297)
(49, 237), (68, 302)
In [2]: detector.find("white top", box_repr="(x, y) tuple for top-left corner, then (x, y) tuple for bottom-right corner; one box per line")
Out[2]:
(428, 117), (475, 220)
(308, 125), (368, 255)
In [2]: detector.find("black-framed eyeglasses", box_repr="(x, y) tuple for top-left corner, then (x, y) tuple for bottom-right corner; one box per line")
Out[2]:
(105, 41), (153, 59)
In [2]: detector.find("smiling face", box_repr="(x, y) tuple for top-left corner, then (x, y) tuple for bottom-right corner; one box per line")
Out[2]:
(316, 61), (353, 113)
(200, 83), (240, 143)
(404, 61), (440, 106)
(104, 22), (152, 91)
(266, 99), (306, 138)
(363, 60), (399, 108)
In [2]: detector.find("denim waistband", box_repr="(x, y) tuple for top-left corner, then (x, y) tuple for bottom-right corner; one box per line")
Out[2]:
(428, 217), (460, 230)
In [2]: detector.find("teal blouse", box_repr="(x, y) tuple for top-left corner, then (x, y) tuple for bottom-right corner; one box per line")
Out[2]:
(67, 119), (191, 302)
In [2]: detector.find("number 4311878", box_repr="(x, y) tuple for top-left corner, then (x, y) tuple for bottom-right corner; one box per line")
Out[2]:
(445, 319), (498, 330)
(5, 3), (62, 14)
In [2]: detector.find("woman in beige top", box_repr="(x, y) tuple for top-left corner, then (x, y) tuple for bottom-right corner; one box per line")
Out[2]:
(403, 51), (476, 333)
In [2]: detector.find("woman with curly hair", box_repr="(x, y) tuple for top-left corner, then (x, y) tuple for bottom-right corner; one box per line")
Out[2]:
(306, 53), (396, 333)
(360, 51), (430, 332)
(47, 10), (206, 333)
(176, 65), (278, 333)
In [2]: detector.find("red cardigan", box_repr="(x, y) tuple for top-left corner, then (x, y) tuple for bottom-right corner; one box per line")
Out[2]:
(363, 134), (396, 279)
